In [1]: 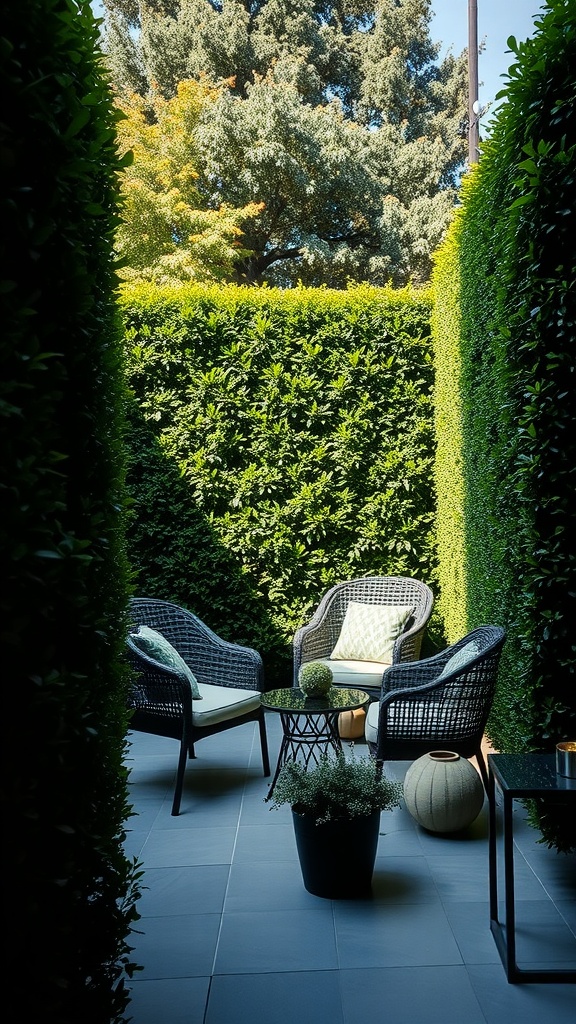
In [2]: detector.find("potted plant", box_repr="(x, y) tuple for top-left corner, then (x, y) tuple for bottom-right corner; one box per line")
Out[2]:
(269, 749), (403, 898)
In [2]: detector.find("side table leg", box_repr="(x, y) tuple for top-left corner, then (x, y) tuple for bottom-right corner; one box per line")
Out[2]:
(489, 767), (515, 980)
(502, 792), (518, 981)
(488, 767), (498, 918)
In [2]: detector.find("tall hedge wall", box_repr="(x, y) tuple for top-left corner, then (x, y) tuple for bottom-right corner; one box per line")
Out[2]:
(1, 3), (139, 1020)
(432, 0), (576, 850)
(430, 210), (468, 642)
(121, 283), (440, 684)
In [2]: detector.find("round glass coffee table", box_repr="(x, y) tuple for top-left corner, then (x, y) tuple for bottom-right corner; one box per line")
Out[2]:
(261, 686), (370, 796)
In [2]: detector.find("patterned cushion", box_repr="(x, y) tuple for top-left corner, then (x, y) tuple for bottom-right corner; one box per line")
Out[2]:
(438, 641), (480, 679)
(330, 602), (414, 663)
(130, 624), (203, 699)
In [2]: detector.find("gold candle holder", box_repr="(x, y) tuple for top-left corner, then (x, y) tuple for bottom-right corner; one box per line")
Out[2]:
(556, 741), (576, 779)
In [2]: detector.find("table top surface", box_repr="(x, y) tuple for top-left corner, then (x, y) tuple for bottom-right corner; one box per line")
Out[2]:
(261, 686), (370, 714)
(488, 752), (576, 796)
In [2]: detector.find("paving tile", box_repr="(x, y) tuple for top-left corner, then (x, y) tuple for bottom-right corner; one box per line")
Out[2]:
(140, 826), (237, 867)
(426, 850), (547, 903)
(371, 853), (441, 904)
(206, 971), (344, 1024)
(557, 899), (576, 934)
(467, 964), (576, 1024)
(501, 899), (576, 968)
(127, 977), (209, 1024)
(225, 858), (321, 912)
(137, 864), (229, 917)
(128, 913), (220, 979)
(520, 847), (576, 901)
(333, 901), (463, 968)
(445, 900), (505, 965)
(231, 821), (298, 864)
(339, 965), (487, 1024)
(214, 907), (337, 973)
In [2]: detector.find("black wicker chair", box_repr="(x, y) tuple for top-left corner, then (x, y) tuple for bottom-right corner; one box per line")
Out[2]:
(126, 597), (270, 815)
(293, 576), (434, 698)
(365, 625), (506, 792)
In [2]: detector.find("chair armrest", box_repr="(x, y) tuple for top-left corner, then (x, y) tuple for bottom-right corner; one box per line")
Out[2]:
(380, 671), (452, 706)
(391, 619), (427, 664)
(379, 647), (455, 697)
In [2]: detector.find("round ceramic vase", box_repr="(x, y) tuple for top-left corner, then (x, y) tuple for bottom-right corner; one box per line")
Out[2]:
(403, 750), (484, 833)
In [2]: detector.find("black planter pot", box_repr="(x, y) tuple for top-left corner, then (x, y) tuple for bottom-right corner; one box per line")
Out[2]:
(291, 808), (381, 898)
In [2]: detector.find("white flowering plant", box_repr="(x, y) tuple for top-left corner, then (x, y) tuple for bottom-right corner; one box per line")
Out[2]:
(268, 749), (403, 825)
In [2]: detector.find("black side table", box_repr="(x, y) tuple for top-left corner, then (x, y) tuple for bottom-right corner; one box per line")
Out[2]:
(261, 686), (370, 796)
(488, 752), (576, 983)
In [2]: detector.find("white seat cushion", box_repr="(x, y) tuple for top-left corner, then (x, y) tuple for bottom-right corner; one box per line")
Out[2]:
(365, 700), (381, 743)
(317, 657), (389, 691)
(192, 683), (261, 727)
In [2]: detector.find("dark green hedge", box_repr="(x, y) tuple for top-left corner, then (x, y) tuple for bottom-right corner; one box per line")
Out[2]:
(121, 283), (440, 684)
(433, 0), (576, 851)
(1, 2), (140, 1019)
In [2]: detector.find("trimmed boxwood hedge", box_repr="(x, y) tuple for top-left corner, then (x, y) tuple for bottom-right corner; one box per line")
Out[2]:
(121, 282), (441, 684)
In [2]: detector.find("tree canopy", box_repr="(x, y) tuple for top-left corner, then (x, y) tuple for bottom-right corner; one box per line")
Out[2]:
(115, 78), (264, 283)
(102, 0), (468, 286)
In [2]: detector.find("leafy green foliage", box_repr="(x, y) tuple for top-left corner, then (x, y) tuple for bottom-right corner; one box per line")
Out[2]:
(268, 749), (403, 824)
(122, 283), (438, 683)
(430, 210), (469, 642)
(115, 79), (264, 284)
(432, 0), (576, 851)
(1, 2), (141, 1018)
(101, 0), (468, 285)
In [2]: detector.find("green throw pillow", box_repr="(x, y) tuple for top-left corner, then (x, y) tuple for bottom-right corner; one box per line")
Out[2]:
(130, 624), (202, 699)
(330, 602), (414, 663)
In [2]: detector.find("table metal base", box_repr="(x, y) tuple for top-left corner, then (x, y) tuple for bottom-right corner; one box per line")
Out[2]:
(261, 687), (370, 800)
(266, 710), (343, 797)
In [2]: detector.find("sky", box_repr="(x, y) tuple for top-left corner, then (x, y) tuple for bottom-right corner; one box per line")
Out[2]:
(430, 0), (544, 128)
(91, 0), (545, 127)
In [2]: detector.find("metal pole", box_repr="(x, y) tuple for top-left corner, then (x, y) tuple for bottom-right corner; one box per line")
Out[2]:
(468, 0), (479, 164)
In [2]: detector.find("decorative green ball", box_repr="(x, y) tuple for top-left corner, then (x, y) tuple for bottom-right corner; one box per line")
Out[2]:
(298, 661), (333, 697)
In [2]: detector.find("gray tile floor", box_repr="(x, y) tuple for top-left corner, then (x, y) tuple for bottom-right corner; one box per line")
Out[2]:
(124, 715), (576, 1024)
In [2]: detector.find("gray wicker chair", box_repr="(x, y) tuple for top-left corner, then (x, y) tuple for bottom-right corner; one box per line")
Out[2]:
(293, 576), (434, 698)
(126, 597), (270, 815)
(365, 625), (506, 792)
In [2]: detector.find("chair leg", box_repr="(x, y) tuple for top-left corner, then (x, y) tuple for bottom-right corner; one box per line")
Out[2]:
(258, 709), (271, 777)
(171, 737), (188, 816)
